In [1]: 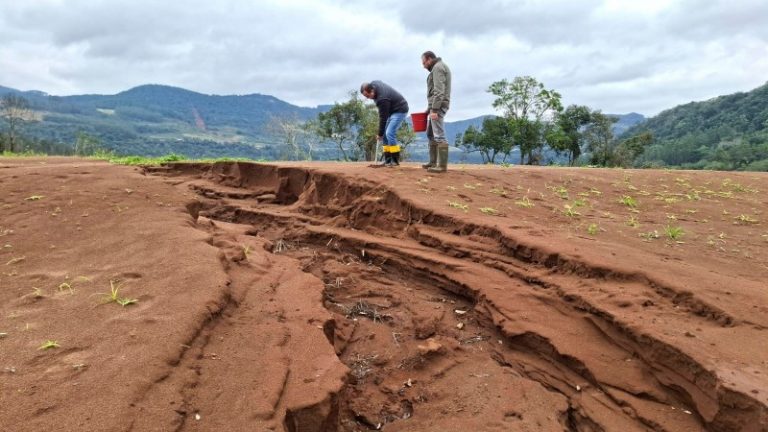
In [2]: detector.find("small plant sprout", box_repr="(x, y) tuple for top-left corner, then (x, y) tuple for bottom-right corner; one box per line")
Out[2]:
(463, 183), (477, 190)
(572, 198), (587, 208)
(563, 204), (580, 218)
(30, 287), (45, 299)
(588, 188), (602, 196)
(24, 195), (45, 201)
(445, 186), (456, 191)
(447, 201), (469, 212)
(241, 244), (252, 258)
(489, 187), (507, 196)
(479, 207), (500, 216)
(515, 196), (534, 208)
(734, 214), (759, 225)
(116, 297), (138, 307)
(554, 186), (569, 199)
(619, 195), (638, 208)
(626, 215), (640, 228)
(39, 340), (60, 350)
(98, 280), (138, 307)
(58, 282), (74, 294)
(665, 225), (685, 241)
(587, 224), (599, 236)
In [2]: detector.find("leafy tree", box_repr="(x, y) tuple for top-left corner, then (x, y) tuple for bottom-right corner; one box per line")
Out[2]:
(1, 94), (34, 152)
(614, 132), (653, 166)
(459, 117), (515, 163)
(584, 111), (618, 166)
(487, 76), (562, 164)
(315, 91), (371, 161)
(549, 105), (592, 165)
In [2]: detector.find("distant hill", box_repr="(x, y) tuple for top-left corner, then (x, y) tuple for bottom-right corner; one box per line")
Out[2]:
(623, 82), (768, 170)
(609, 112), (645, 136)
(0, 84), (324, 158)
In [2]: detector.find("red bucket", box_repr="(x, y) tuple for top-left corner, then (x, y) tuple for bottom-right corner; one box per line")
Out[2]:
(411, 112), (428, 132)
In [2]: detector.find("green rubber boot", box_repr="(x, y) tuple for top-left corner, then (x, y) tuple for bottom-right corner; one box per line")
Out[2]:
(427, 145), (448, 173)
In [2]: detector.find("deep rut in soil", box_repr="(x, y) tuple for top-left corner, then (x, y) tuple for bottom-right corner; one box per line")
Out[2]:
(145, 162), (766, 432)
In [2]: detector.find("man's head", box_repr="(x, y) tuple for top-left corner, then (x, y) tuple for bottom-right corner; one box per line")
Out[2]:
(360, 82), (375, 99)
(421, 51), (437, 70)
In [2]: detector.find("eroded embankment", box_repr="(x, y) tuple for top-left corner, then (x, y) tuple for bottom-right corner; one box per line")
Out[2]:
(148, 161), (767, 432)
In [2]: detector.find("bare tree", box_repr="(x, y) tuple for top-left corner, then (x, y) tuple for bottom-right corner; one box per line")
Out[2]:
(0, 94), (32, 152)
(268, 115), (314, 161)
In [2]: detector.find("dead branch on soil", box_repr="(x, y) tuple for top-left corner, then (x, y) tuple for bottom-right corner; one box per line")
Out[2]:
(350, 353), (379, 380)
(272, 238), (293, 254)
(336, 300), (390, 323)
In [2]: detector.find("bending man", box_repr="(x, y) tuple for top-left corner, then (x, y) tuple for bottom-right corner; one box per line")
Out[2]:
(361, 81), (409, 166)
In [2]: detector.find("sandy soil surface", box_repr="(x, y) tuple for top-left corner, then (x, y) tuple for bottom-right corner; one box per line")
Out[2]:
(1, 157), (766, 431)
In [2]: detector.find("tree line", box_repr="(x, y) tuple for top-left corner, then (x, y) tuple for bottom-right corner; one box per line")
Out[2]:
(457, 76), (652, 167)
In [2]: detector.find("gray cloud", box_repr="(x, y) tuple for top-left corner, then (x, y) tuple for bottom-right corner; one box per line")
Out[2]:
(1, 0), (767, 120)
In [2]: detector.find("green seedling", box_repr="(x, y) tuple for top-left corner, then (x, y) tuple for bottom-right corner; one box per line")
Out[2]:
(685, 192), (701, 201)
(463, 183), (477, 190)
(445, 186), (456, 191)
(479, 207), (500, 216)
(619, 195), (637, 208)
(722, 179), (757, 193)
(587, 224), (599, 236)
(97, 280), (138, 307)
(241, 245), (252, 258)
(24, 195), (45, 201)
(665, 225), (685, 240)
(572, 199), (587, 208)
(734, 214), (759, 225)
(448, 201), (469, 212)
(514, 197), (534, 208)
(554, 186), (569, 199)
(588, 188), (602, 196)
(563, 204), (580, 218)
(39, 340), (60, 350)
(116, 298), (138, 307)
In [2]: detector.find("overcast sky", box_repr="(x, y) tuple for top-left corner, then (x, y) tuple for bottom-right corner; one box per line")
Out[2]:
(1, 0), (767, 120)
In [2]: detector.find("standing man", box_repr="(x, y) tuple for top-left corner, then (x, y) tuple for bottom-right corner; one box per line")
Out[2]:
(421, 51), (452, 172)
(360, 81), (409, 167)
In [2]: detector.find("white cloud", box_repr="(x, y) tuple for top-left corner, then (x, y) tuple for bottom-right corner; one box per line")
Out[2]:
(0, 0), (767, 120)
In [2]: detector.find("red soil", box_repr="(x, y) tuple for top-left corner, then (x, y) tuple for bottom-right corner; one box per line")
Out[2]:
(1, 157), (766, 431)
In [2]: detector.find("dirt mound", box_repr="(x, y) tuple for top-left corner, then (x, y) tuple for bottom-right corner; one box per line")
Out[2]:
(1, 158), (766, 431)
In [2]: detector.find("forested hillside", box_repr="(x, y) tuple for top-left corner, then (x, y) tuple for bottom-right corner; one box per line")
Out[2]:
(626, 82), (768, 170)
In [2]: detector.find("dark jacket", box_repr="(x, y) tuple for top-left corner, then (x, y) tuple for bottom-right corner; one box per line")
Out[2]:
(427, 58), (451, 113)
(371, 80), (409, 137)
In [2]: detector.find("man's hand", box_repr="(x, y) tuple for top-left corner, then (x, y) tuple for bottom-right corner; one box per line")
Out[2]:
(429, 111), (439, 121)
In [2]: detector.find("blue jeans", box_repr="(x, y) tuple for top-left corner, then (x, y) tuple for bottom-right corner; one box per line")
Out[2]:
(384, 112), (407, 145)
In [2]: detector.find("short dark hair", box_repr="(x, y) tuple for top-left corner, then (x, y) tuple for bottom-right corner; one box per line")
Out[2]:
(421, 51), (437, 60)
(360, 82), (373, 94)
